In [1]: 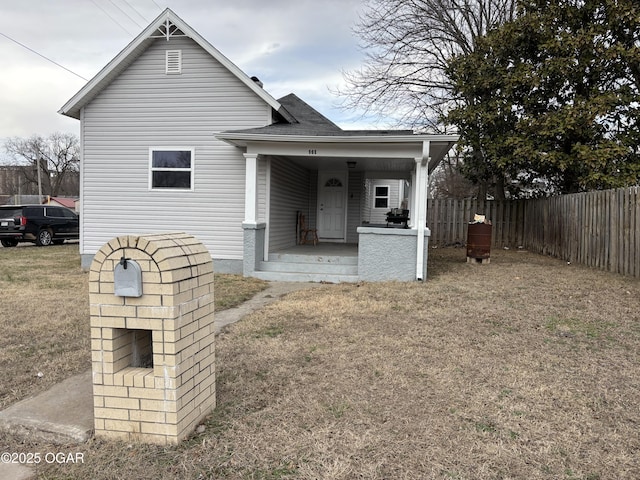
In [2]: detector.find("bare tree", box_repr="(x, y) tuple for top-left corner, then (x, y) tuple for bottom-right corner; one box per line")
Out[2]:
(4, 133), (80, 197)
(341, 0), (517, 131)
(429, 151), (478, 198)
(0, 166), (31, 196)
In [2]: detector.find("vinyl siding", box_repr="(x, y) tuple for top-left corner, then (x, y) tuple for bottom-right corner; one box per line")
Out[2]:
(347, 171), (363, 243)
(269, 157), (312, 251)
(308, 170), (318, 230)
(81, 36), (270, 259)
(364, 179), (403, 224)
(257, 157), (268, 223)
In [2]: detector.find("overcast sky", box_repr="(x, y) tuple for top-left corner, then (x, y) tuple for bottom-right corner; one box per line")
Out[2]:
(1, 0), (377, 156)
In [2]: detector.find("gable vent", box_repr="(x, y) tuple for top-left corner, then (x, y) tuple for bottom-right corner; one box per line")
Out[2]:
(166, 50), (182, 74)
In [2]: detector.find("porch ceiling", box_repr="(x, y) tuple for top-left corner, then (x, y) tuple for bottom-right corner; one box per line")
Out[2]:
(273, 154), (415, 172)
(214, 133), (459, 174)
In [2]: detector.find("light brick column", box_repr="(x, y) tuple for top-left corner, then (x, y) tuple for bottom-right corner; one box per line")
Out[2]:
(89, 233), (215, 445)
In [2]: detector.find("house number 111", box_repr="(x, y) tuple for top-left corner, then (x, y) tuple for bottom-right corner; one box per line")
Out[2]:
(308, 149), (317, 155)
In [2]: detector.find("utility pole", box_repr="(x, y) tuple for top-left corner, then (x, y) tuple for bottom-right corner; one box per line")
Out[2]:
(37, 157), (43, 204)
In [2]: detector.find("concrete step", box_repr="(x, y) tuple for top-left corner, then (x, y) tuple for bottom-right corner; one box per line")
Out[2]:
(259, 260), (358, 275)
(268, 252), (358, 265)
(256, 250), (360, 282)
(253, 270), (360, 283)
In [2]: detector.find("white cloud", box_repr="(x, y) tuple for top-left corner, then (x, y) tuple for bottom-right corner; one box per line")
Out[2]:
(0, 0), (377, 143)
(0, 61), (85, 137)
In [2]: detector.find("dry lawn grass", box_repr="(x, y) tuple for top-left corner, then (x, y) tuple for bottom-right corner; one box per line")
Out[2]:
(0, 244), (266, 410)
(0, 244), (90, 410)
(3, 246), (640, 479)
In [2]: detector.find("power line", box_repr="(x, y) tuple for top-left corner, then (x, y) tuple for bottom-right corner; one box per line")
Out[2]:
(90, 0), (134, 36)
(90, 0), (163, 37)
(121, 0), (150, 23)
(107, 0), (145, 29)
(0, 31), (88, 81)
(0, 2), (163, 87)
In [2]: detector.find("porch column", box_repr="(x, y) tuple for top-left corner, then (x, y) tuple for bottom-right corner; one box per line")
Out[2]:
(244, 153), (258, 224)
(410, 169), (417, 228)
(415, 140), (430, 281)
(243, 153), (265, 277)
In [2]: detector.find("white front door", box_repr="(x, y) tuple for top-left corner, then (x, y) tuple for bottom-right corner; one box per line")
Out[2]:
(318, 172), (346, 240)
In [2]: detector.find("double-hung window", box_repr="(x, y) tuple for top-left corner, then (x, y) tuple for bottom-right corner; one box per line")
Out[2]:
(374, 185), (390, 209)
(149, 148), (194, 190)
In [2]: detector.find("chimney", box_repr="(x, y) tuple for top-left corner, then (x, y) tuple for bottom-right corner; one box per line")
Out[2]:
(250, 76), (264, 88)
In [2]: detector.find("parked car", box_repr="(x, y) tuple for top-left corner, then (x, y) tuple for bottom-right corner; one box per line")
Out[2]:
(0, 205), (79, 247)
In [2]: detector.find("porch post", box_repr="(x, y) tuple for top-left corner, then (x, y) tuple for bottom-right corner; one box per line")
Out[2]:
(410, 169), (417, 228)
(244, 153), (258, 224)
(415, 140), (430, 281)
(242, 152), (264, 278)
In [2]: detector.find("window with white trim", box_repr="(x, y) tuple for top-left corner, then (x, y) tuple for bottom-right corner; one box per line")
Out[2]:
(374, 185), (390, 208)
(149, 149), (194, 190)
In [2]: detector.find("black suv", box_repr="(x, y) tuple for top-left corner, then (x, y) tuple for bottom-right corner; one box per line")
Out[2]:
(0, 205), (79, 247)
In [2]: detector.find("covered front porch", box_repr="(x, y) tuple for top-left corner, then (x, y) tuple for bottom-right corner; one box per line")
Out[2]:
(248, 224), (432, 283)
(217, 120), (457, 282)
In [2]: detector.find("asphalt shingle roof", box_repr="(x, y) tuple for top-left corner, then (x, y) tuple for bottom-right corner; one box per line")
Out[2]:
(224, 93), (414, 137)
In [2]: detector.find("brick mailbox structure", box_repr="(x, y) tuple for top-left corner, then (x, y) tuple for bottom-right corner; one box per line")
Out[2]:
(89, 233), (215, 445)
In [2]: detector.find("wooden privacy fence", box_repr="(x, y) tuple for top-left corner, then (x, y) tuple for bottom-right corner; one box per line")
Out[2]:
(427, 186), (640, 278)
(523, 187), (640, 278)
(427, 198), (526, 247)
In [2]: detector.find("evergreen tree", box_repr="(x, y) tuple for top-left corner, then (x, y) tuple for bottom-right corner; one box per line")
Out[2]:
(447, 0), (640, 195)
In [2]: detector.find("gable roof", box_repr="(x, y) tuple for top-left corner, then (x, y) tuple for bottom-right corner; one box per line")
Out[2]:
(59, 8), (289, 121)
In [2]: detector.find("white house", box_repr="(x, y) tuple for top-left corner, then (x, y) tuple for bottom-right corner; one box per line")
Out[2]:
(59, 8), (457, 282)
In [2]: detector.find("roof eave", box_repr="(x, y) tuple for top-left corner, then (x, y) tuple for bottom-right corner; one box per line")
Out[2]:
(214, 132), (459, 147)
(59, 8), (282, 119)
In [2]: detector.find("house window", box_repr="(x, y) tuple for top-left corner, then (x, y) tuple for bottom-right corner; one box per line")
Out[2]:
(374, 185), (390, 208)
(149, 149), (194, 190)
